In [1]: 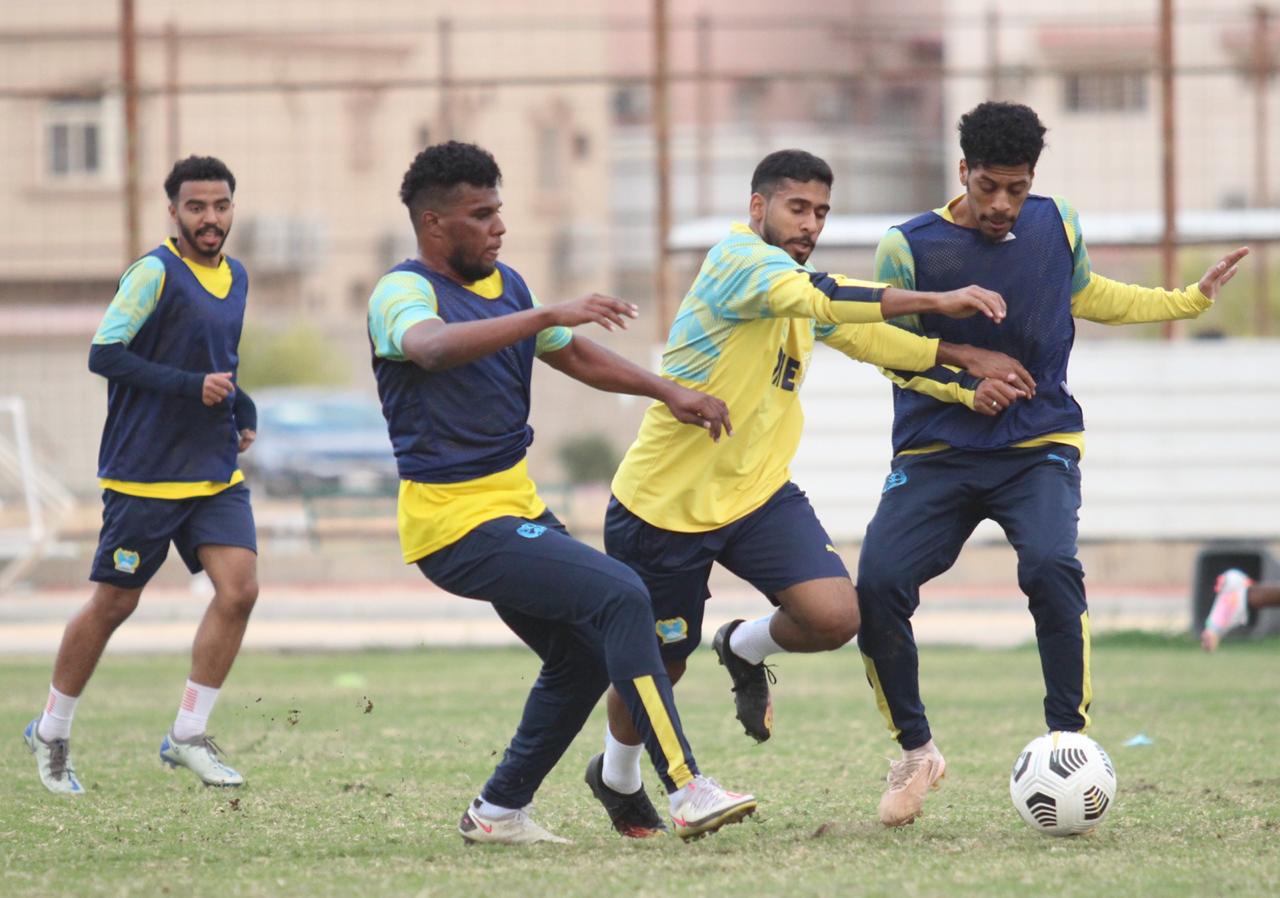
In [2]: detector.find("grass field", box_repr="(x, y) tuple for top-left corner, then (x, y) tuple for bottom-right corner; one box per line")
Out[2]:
(2, 634), (1278, 898)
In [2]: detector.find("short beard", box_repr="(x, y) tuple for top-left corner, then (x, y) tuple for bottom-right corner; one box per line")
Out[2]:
(447, 247), (496, 283)
(178, 220), (227, 259)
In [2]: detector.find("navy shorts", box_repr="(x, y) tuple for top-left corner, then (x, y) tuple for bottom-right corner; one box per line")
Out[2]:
(604, 481), (848, 660)
(90, 484), (257, 588)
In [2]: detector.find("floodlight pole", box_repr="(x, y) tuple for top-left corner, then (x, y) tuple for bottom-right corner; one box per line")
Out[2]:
(1158, 0), (1178, 339)
(120, 0), (141, 264)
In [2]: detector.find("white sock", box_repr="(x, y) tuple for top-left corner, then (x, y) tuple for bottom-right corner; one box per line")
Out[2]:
(668, 782), (692, 813)
(475, 796), (520, 819)
(729, 614), (783, 665)
(172, 679), (220, 741)
(601, 725), (644, 794)
(37, 685), (79, 742)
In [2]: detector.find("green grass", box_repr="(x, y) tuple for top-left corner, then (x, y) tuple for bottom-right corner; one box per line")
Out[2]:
(3, 638), (1279, 897)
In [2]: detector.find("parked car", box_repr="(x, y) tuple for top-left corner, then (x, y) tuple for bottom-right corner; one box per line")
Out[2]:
(241, 388), (398, 497)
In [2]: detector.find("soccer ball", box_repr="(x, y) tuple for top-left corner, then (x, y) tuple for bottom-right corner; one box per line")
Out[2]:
(1009, 731), (1117, 836)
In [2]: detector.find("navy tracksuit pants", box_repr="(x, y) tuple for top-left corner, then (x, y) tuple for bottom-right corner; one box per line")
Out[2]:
(856, 445), (1091, 750)
(417, 510), (696, 809)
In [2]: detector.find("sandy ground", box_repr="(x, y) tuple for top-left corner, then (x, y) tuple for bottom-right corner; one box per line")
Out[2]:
(0, 571), (1190, 656)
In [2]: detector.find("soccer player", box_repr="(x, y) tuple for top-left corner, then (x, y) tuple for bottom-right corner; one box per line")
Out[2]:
(24, 155), (260, 794)
(1202, 569), (1280, 651)
(589, 149), (1034, 837)
(369, 141), (756, 844)
(856, 101), (1249, 826)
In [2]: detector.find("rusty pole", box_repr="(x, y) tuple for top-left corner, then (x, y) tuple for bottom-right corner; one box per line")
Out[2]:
(1253, 4), (1272, 335)
(164, 22), (180, 165)
(438, 17), (453, 139)
(653, 0), (673, 338)
(696, 15), (712, 218)
(1159, 0), (1178, 339)
(986, 6), (1000, 99)
(120, 0), (141, 263)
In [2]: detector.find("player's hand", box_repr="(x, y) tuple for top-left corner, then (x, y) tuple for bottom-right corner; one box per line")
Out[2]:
(932, 286), (1007, 323)
(237, 428), (256, 452)
(663, 385), (733, 442)
(1198, 247), (1249, 301)
(957, 347), (1036, 397)
(545, 293), (640, 332)
(973, 378), (1025, 416)
(202, 372), (235, 406)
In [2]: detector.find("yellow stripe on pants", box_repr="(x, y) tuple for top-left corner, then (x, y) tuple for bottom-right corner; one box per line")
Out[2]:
(861, 653), (902, 740)
(1078, 611), (1093, 732)
(634, 674), (693, 788)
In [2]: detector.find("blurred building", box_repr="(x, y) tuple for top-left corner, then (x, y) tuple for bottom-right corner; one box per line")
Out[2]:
(944, 0), (1278, 214)
(608, 0), (947, 296)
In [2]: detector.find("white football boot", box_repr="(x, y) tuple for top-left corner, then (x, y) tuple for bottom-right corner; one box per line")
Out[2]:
(23, 716), (85, 795)
(159, 730), (245, 786)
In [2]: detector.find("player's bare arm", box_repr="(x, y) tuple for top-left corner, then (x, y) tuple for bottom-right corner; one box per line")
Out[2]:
(881, 285), (1008, 323)
(400, 292), (637, 373)
(935, 343), (1037, 397)
(540, 337), (732, 442)
(971, 379), (1026, 416)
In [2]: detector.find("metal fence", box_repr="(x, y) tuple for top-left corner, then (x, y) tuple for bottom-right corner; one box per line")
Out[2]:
(0, 0), (1277, 500)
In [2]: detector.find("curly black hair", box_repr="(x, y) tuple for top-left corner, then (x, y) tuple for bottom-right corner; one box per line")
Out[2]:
(400, 141), (502, 224)
(750, 149), (833, 196)
(163, 155), (235, 201)
(958, 102), (1047, 170)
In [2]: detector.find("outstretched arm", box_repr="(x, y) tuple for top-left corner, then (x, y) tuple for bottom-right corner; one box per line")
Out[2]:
(539, 337), (732, 442)
(1071, 246), (1248, 324)
(401, 293), (637, 372)
(1062, 194), (1248, 324)
(818, 323), (1034, 415)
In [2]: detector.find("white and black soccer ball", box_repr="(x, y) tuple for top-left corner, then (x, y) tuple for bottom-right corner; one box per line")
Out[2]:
(1009, 731), (1117, 836)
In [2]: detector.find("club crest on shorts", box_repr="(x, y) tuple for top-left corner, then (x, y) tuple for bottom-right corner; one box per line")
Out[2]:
(516, 522), (547, 539)
(655, 617), (688, 644)
(882, 471), (908, 494)
(112, 547), (141, 574)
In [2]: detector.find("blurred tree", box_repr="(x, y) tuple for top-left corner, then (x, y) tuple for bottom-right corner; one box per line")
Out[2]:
(237, 324), (349, 390)
(555, 433), (620, 486)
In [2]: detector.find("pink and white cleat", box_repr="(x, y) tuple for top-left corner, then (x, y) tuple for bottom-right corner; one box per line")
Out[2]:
(1201, 568), (1253, 652)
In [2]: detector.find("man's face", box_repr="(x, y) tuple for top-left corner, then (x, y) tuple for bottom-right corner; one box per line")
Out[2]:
(750, 178), (830, 264)
(960, 160), (1033, 243)
(170, 180), (233, 261)
(428, 184), (506, 283)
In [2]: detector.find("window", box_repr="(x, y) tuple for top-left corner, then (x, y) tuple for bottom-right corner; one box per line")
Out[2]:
(537, 123), (563, 191)
(1062, 72), (1147, 113)
(44, 96), (119, 182)
(612, 86), (651, 124)
(731, 78), (769, 123)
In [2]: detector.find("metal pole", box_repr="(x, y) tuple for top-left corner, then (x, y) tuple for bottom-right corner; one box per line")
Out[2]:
(986, 6), (1000, 99)
(164, 22), (179, 165)
(120, 0), (141, 263)
(438, 17), (453, 139)
(1253, 5), (1272, 335)
(653, 0), (673, 338)
(1159, 0), (1178, 339)
(696, 15), (711, 218)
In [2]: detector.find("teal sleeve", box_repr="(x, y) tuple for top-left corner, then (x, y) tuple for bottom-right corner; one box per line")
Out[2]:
(1054, 196), (1094, 296)
(531, 292), (573, 356)
(92, 256), (166, 345)
(368, 272), (439, 361)
(874, 228), (923, 334)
